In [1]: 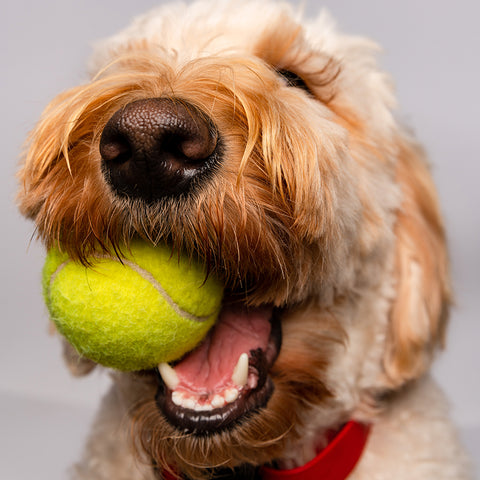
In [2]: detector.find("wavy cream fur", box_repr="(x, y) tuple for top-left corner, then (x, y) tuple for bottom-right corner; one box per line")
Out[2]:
(18, 1), (471, 479)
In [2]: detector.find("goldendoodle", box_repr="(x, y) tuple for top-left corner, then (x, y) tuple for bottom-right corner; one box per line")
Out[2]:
(18, 1), (471, 479)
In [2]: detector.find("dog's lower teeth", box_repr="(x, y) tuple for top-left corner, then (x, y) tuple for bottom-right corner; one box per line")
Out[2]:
(184, 397), (196, 409)
(171, 391), (184, 406)
(170, 387), (242, 411)
(194, 403), (213, 412)
(211, 394), (226, 408)
(224, 388), (239, 403)
(161, 353), (250, 411)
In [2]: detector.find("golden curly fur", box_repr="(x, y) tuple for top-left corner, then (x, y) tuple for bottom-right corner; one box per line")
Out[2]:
(18, 1), (470, 479)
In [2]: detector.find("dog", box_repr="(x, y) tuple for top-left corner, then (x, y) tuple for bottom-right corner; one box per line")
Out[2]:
(18, 1), (472, 479)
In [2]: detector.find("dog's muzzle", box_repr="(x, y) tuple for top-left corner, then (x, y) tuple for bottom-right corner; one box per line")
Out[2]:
(100, 97), (221, 201)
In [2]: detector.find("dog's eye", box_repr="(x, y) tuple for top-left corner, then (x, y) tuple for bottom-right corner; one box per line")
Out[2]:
(277, 69), (311, 94)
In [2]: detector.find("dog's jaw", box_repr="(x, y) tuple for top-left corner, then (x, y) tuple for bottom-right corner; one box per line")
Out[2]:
(128, 300), (352, 478)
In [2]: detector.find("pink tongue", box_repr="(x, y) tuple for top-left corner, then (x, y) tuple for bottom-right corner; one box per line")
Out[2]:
(173, 306), (272, 394)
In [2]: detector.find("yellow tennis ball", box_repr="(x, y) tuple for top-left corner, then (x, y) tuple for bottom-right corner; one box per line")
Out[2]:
(42, 241), (223, 371)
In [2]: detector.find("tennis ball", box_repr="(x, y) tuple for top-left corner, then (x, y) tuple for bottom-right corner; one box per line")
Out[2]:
(42, 241), (223, 371)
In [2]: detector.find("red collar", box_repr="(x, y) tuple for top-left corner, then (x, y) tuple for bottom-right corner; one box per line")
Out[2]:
(163, 421), (370, 480)
(261, 421), (370, 480)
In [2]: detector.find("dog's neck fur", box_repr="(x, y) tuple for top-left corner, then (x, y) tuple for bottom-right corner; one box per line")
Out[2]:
(159, 464), (261, 480)
(158, 421), (370, 480)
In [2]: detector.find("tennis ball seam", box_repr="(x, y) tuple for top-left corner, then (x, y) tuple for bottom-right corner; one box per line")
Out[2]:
(48, 255), (214, 323)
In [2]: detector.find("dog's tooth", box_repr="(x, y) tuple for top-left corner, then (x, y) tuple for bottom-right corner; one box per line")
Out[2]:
(211, 394), (226, 409)
(224, 388), (239, 404)
(183, 396), (196, 410)
(171, 391), (184, 406)
(231, 353), (249, 388)
(158, 363), (179, 390)
(248, 375), (258, 390)
(194, 403), (213, 412)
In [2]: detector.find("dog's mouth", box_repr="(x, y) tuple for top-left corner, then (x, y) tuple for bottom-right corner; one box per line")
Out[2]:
(155, 302), (282, 434)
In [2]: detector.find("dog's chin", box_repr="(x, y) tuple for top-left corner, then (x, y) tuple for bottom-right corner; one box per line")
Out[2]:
(154, 302), (282, 434)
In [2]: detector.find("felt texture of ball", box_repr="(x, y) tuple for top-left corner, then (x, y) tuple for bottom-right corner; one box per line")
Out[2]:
(42, 241), (223, 371)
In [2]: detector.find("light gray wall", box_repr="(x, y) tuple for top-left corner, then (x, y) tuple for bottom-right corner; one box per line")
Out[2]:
(2, 0), (479, 473)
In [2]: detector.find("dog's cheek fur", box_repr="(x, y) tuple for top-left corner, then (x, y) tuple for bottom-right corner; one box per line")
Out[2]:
(17, 84), (129, 257)
(314, 24), (451, 392)
(317, 137), (451, 415)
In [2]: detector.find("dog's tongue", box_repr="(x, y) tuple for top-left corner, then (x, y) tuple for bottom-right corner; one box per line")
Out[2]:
(173, 306), (272, 394)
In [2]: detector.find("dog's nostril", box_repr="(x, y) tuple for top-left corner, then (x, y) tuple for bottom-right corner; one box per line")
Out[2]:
(100, 98), (220, 201)
(100, 133), (132, 165)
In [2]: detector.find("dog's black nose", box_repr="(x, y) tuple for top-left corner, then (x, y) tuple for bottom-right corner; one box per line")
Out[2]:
(100, 98), (219, 201)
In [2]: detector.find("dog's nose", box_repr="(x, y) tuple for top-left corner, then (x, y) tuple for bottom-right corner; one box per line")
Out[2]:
(100, 98), (219, 201)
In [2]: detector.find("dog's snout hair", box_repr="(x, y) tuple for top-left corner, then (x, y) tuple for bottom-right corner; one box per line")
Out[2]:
(18, 45), (352, 305)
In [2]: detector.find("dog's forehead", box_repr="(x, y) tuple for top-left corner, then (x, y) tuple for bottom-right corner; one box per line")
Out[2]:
(89, 0), (304, 74)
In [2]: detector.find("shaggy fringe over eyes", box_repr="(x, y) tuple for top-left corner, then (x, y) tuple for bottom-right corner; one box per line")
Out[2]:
(18, 49), (349, 304)
(254, 13), (341, 103)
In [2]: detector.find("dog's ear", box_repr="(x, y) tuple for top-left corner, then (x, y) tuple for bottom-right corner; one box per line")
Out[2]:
(62, 339), (97, 377)
(384, 139), (451, 387)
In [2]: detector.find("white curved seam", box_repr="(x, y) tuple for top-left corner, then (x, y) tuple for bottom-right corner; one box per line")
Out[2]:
(50, 255), (212, 323)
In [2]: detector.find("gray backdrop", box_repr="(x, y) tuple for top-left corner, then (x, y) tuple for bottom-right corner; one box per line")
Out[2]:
(2, 1), (479, 478)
